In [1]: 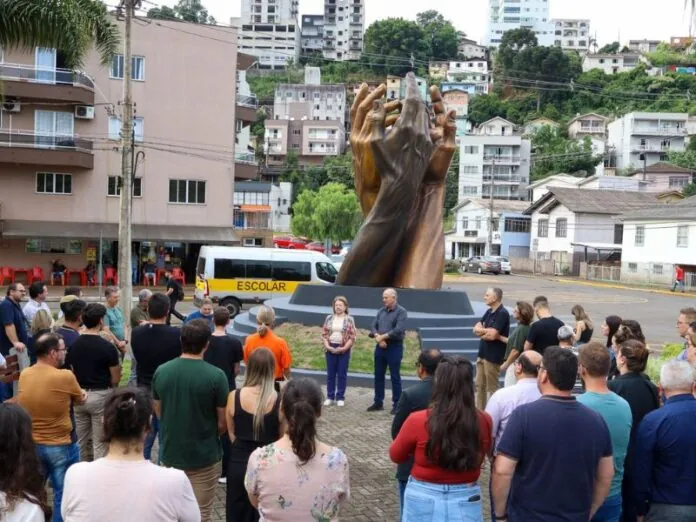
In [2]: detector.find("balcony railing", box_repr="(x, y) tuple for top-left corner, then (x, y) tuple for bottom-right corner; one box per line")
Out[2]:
(632, 126), (686, 136)
(632, 144), (670, 152)
(0, 63), (94, 90)
(482, 175), (524, 183)
(483, 155), (522, 164)
(0, 130), (93, 152)
(235, 152), (257, 164)
(237, 94), (258, 108)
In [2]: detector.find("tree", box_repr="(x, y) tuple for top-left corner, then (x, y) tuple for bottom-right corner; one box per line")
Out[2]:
(363, 18), (431, 75)
(531, 127), (603, 180)
(416, 10), (459, 60)
(323, 152), (354, 188)
(146, 0), (216, 24)
(598, 42), (620, 54)
(684, 182), (696, 197)
(497, 28), (538, 73)
(667, 149), (696, 169)
(0, 0), (119, 68)
(291, 183), (361, 242)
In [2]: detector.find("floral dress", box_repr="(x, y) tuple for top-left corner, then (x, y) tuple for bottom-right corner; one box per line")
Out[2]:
(245, 443), (350, 522)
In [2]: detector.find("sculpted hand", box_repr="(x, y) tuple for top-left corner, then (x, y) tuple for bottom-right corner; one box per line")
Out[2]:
(424, 86), (457, 184)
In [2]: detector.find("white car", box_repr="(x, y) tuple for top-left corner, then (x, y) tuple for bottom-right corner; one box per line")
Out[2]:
(330, 254), (345, 272)
(495, 256), (512, 274)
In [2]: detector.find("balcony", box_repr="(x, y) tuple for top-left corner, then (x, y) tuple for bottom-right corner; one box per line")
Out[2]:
(235, 152), (258, 180)
(0, 130), (93, 169)
(482, 175), (524, 183)
(632, 126), (687, 136)
(236, 94), (258, 123)
(483, 155), (521, 165)
(0, 63), (95, 105)
(632, 143), (671, 152)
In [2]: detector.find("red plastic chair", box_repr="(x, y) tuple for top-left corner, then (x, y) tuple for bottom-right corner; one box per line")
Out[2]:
(104, 267), (118, 285)
(28, 266), (45, 284)
(142, 272), (156, 287)
(66, 270), (87, 286)
(172, 267), (186, 285)
(156, 268), (167, 286)
(0, 267), (15, 285)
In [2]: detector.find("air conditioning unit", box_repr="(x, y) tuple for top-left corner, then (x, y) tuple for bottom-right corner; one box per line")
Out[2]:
(1, 100), (20, 113)
(75, 105), (95, 119)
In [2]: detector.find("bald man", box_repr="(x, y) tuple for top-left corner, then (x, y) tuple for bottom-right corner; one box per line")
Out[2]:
(368, 288), (408, 414)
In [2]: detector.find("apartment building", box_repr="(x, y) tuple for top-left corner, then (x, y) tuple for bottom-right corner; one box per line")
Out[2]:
(458, 117), (531, 201)
(582, 53), (643, 74)
(446, 60), (491, 85)
(552, 19), (591, 54)
(628, 39), (661, 54)
(242, 0), (298, 24)
(323, 0), (364, 61)
(233, 181), (293, 246)
(0, 19), (241, 277)
(301, 15), (325, 55)
(608, 112), (688, 170)
(458, 37), (488, 60)
(272, 83), (346, 125)
(484, 0), (555, 48)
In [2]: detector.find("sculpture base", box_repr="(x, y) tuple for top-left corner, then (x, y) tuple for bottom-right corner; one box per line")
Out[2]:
(227, 285), (486, 388)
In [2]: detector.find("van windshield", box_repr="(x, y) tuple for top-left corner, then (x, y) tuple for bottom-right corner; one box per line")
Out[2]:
(196, 257), (206, 277)
(316, 262), (337, 283)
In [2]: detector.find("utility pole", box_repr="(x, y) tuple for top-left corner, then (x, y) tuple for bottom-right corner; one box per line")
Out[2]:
(117, 0), (139, 331)
(486, 158), (495, 256)
(642, 153), (647, 182)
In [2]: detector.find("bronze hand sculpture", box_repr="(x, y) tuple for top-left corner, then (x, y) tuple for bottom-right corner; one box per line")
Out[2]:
(337, 73), (457, 290)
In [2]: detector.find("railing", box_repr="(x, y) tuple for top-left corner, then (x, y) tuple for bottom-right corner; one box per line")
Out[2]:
(632, 126), (686, 136)
(0, 63), (94, 90)
(482, 175), (524, 182)
(632, 144), (670, 152)
(0, 130), (93, 152)
(237, 94), (258, 108)
(483, 155), (522, 163)
(235, 152), (257, 164)
(587, 264), (621, 282)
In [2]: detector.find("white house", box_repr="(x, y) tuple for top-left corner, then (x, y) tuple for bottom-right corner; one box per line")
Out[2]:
(568, 113), (610, 140)
(524, 187), (662, 275)
(527, 174), (585, 202)
(582, 53), (643, 74)
(620, 197), (696, 286)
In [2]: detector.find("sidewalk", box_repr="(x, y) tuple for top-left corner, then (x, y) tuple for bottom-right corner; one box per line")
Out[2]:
(40, 284), (197, 302)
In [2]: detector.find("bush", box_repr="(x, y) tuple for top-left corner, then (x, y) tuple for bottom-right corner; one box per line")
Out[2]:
(644, 343), (684, 383)
(444, 259), (462, 274)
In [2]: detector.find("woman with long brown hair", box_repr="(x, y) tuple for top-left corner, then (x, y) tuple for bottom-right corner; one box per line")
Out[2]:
(0, 403), (51, 521)
(245, 378), (350, 521)
(226, 348), (282, 522)
(571, 304), (594, 344)
(389, 356), (493, 522)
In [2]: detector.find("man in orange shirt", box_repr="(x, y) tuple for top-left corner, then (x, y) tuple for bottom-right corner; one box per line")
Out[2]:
(18, 332), (86, 522)
(243, 306), (291, 390)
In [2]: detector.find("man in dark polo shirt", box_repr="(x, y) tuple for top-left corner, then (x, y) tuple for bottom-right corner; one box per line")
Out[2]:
(492, 346), (614, 522)
(474, 287), (510, 410)
(367, 288), (408, 414)
(1, 283), (28, 402)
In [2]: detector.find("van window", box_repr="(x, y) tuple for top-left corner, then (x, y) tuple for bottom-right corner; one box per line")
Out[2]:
(214, 259), (245, 279)
(316, 262), (337, 283)
(273, 261), (311, 281)
(196, 257), (206, 276)
(246, 260), (272, 279)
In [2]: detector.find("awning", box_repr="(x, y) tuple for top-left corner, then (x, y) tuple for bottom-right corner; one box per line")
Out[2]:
(240, 205), (271, 213)
(1, 220), (238, 243)
(571, 242), (622, 251)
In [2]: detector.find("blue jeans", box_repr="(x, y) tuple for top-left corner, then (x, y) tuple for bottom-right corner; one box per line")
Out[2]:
(403, 477), (483, 522)
(326, 343), (350, 401)
(592, 494), (622, 522)
(398, 479), (407, 520)
(127, 358), (138, 387)
(132, 265), (138, 284)
(0, 380), (13, 403)
(374, 343), (403, 407)
(672, 280), (685, 292)
(36, 443), (80, 522)
(144, 413), (160, 463)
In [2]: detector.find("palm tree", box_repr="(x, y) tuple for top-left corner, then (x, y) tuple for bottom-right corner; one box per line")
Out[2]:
(0, 0), (120, 68)
(687, 0), (696, 37)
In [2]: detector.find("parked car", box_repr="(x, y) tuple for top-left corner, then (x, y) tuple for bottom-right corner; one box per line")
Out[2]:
(306, 242), (342, 254)
(495, 256), (511, 275)
(462, 256), (502, 275)
(273, 235), (308, 249)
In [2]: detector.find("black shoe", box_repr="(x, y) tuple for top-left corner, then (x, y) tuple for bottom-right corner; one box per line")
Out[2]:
(366, 403), (384, 412)
(390, 407), (397, 415)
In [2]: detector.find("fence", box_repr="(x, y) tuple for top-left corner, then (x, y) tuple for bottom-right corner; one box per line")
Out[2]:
(586, 265), (622, 283)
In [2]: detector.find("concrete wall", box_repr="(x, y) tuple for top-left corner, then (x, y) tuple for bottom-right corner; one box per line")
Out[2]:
(622, 221), (696, 265)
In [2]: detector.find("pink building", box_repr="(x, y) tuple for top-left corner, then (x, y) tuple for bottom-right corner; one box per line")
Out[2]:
(629, 161), (696, 193)
(0, 19), (252, 282)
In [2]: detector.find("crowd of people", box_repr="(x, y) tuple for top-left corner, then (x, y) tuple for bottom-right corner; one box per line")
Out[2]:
(1, 280), (696, 522)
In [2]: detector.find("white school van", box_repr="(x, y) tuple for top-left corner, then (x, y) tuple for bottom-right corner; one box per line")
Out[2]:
(194, 246), (337, 317)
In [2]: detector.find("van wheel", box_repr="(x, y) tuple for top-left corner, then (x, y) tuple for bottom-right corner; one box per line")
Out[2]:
(221, 298), (242, 318)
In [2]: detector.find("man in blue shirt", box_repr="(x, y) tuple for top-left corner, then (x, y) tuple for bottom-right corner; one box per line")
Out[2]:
(633, 360), (696, 521)
(184, 298), (214, 331)
(0, 283), (28, 401)
(103, 287), (127, 358)
(492, 346), (615, 522)
(577, 342), (632, 522)
(367, 288), (407, 414)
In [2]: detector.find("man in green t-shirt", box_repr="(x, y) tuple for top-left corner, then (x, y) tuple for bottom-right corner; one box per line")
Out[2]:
(130, 289), (152, 329)
(152, 319), (228, 522)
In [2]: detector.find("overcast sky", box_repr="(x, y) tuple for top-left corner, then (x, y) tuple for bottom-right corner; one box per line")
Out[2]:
(158, 0), (694, 47)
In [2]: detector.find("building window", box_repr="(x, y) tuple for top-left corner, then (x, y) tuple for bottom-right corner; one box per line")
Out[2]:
(463, 146), (479, 154)
(107, 176), (142, 197)
(475, 217), (481, 230)
(537, 219), (548, 238)
(36, 172), (72, 195)
(504, 218), (531, 233)
(110, 55), (145, 80)
(462, 186), (478, 196)
(25, 239), (82, 254)
(677, 225), (689, 247)
(462, 166), (479, 174)
(669, 176), (689, 188)
(555, 218), (567, 238)
(168, 179), (206, 204)
(462, 218), (469, 230)
(108, 116), (144, 142)
(635, 225), (645, 246)
(491, 218), (500, 231)
(652, 263), (663, 275)
(628, 262), (638, 273)
(614, 224), (624, 244)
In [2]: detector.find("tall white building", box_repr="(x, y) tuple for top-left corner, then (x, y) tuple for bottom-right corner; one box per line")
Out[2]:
(484, 0), (554, 48)
(458, 117), (531, 201)
(608, 112), (688, 170)
(323, 0), (364, 61)
(552, 19), (591, 54)
(241, 0), (298, 25)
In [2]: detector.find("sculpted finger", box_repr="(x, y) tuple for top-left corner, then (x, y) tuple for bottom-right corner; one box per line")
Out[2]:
(429, 127), (444, 143)
(443, 110), (457, 147)
(370, 100), (387, 141)
(384, 100), (402, 114)
(430, 85), (444, 110)
(356, 84), (386, 133)
(351, 83), (369, 127)
(385, 114), (399, 127)
(399, 73), (426, 126)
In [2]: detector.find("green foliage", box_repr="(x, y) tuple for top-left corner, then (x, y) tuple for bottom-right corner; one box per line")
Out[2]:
(250, 110), (267, 161)
(531, 127), (603, 180)
(497, 28), (538, 73)
(444, 149), (459, 216)
(291, 183), (361, 242)
(645, 343), (686, 383)
(147, 0), (215, 24)
(684, 182), (696, 197)
(0, 0), (120, 68)
(667, 149), (696, 169)
(598, 42), (620, 54)
(280, 153), (355, 206)
(646, 42), (696, 67)
(363, 18), (431, 76)
(416, 10), (459, 61)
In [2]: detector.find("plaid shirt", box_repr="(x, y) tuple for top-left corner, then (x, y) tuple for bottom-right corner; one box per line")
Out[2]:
(321, 314), (356, 348)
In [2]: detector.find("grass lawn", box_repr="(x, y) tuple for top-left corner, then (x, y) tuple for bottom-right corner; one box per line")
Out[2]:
(275, 324), (421, 376)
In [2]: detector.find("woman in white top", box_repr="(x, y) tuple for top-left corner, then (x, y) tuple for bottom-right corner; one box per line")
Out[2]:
(62, 388), (200, 522)
(321, 296), (356, 407)
(0, 403), (50, 522)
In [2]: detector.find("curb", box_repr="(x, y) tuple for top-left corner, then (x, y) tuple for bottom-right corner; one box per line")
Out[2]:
(554, 278), (695, 298)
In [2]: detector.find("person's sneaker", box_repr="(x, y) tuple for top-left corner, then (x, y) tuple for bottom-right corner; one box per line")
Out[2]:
(337, 400), (345, 407)
(366, 403), (384, 412)
(218, 477), (227, 485)
(390, 406), (397, 415)
(323, 399), (333, 406)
